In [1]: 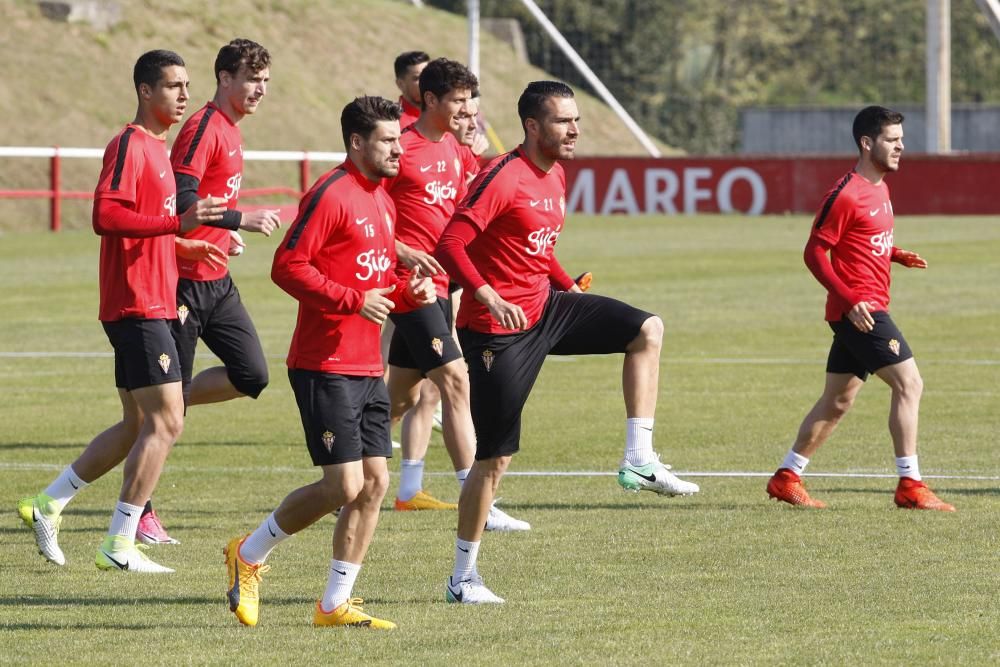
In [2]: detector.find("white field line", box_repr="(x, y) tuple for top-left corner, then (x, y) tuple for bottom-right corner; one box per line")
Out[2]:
(1, 461), (997, 480)
(2, 351), (999, 366)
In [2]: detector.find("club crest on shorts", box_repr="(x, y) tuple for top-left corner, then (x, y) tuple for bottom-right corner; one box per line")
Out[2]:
(431, 337), (444, 357)
(157, 353), (171, 374)
(888, 338), (900, 356)
(177, 304), (189, 325)
(481, 349), (494, 372)
(322, 430), (335, 451)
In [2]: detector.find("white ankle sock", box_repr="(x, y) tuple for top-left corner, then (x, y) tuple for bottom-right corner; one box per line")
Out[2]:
(455, 467), (470, 488)
(398, 459), (424, 501)
(43, 466), (88, 512)
(239, 512), (291, 564)
(780, 450), (810, 475)
(624, 418), (655, 466)
(895, 455), (921, 480)
(107, 501), (143, 540)
(321, 559), (361, 611)
(452, 538), (480, 582)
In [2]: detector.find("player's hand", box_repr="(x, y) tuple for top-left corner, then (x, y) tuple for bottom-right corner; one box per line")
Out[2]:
(848, 301), (876, 333)
(240, 209), (282, 236)
(359, 285), (396, 325)
(476, 285), (527, 330)
(406, 267), (436, 306)
(175, 238), (226, 270)
(396, 241), (442, 276)
(893, 248), (927, 269)
(180, 196), (227, 232)
(228, 230), (246, 257)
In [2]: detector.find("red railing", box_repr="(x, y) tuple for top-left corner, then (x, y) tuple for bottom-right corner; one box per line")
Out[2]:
(0, 147), (346, 231)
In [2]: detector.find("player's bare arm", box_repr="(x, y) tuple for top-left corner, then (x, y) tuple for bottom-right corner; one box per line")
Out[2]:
(175, 237), (227, 270)
(179, 196), (228, 232)
(395, 239), (443, 276)
(474, 284), (528, 331)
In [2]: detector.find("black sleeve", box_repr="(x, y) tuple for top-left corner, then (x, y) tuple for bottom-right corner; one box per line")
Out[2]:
(174, 172), (201, 217)
(174, 172), (242, 231)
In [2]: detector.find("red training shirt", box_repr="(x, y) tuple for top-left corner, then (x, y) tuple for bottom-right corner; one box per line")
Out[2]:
(439, 146), (568, 334)
(272, 160), (417, 375)
(93, 125), (180, 321)
(384, 125), (466, 297)
(171, 102), (243, 281)
(809, 171), (896, 321)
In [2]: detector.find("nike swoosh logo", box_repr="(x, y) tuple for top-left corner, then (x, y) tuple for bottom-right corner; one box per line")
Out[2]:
(448, 580), (464, 602)
(267, 522), (276, 537)
(458, 546), (470, 553)
(69, 479), (79, 489)
(332, 568), (347, 576)
(118, 509), (132, 517)
(529, 200), (541, 207)
(900, 465), (911, 469)
(629, 469), (657, 482)
(420, 165), (432, 172)
(640, 426), (653, 432)
(869, 208), (880, 216)
(229, 148), (239, 156)
(103, 551), (129, 570)
(355, 217), (368, 225)
(159, 170), (167, 178)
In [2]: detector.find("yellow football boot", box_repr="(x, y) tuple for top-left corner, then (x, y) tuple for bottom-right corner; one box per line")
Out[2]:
(313, 598), (397, 630)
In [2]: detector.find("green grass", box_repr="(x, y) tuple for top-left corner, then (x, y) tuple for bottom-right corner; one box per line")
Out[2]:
(2, 215), (999, 664)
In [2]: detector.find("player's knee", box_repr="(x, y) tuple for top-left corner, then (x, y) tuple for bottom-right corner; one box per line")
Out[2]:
(630, 315), (663, 353)
(362, 468), (390, 503)
(893, 372), (923, 400)
(152, 410), (184, 443)
(434, 361), (469, 397)
(829, 394), (855, 420)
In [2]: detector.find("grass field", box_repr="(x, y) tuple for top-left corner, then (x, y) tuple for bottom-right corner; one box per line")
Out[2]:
(2, 215), (999, 664)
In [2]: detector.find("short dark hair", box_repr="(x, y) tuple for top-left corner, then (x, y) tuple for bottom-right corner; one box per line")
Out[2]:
(341, 95), (402, 149)
(215, 38), (271, 83)
(394, 50), (430, 79)
(517, 80), (575, 130)
(852, 106), (904, 151)
(418, 58), (478, 109)
(133, 50), (185, 92)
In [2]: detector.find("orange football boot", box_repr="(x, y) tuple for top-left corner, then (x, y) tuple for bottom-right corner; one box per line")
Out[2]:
(894, 478), (956, 512)
(766, 469), (827, 508)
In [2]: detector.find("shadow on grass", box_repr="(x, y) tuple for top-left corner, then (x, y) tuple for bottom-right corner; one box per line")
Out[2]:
(0, 442), (82, 450)
(0, 594), (315, 607)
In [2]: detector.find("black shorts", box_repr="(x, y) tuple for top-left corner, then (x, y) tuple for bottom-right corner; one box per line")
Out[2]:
(826, 311), (914, 380)
(387, 296), (462, 373)
(288, 369), (393, 466)
(102, 318), (182, 391)
(458, 289), (652, 460)
(171, 275), (268, 401)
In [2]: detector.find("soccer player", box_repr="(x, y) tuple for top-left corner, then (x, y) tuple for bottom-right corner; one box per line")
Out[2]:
(394, 50), (429, 130)
(135, 39), (280, 545)
(16, 50), (227, 572)
(434, 81), (699, 603)
(383, 59), (529, 531)
(224, 96), (435, 629)
(765, 106), (955, 512)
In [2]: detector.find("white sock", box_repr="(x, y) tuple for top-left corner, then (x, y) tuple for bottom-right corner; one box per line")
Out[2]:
(780, 450), (810, 475)
(455, 467), (470, 488)
(896, 455), (921, 480)
(624, 418), (655, 466)
(107, 501), (143, 541)
(398, 459), (424, 501)
(452, 538), (480, 582)
(321, 559), (361, 611)
(43, 465), (88, 513)
(239, 512), (292, 565)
